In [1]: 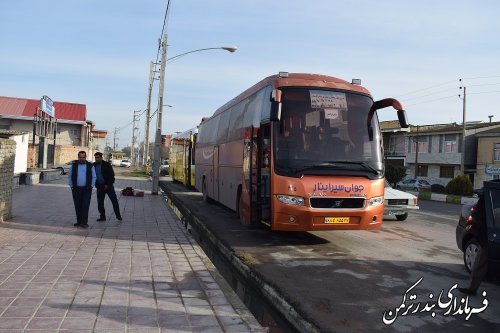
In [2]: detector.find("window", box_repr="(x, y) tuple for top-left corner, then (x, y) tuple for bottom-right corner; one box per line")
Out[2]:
(440, 166), (455, 178)
(417, 165), (428, 177)
(0, 124), (9, 130)
(494, 143), (500, 161)
(411, 136), (428, 153)
(69, 129), (80, 137)
(444, 134), (458, 153)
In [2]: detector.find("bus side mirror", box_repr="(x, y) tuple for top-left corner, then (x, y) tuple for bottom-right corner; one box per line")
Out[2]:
(397, 110), (409, 128)
(270, 89), (282, 122)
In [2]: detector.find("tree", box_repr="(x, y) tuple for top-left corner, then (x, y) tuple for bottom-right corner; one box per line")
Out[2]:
(385, 165), (407, 187)
(121, 146), (131, 158)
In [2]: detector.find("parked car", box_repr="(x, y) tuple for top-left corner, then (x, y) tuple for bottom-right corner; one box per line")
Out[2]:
(120, 159), (131, 168)
(456, 180), (500, 273)
(384, 180), (419, 221)
(396, 178), (431, 192)
(52, 160), (77, 175)
(160, 160), (169, 176)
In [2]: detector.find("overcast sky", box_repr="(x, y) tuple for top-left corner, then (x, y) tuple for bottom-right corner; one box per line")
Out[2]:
(1, 0), (499, 149)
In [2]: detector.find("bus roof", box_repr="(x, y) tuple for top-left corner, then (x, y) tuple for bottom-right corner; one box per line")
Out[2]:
(211, 73), (372, 118)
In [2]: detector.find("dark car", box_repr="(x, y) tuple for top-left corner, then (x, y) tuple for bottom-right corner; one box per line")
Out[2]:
(456, 180), (500, 272)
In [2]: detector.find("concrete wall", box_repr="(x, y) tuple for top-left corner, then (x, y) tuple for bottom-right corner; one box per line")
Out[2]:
(10, 133), (29, 173)
(0, 138), (16, 222)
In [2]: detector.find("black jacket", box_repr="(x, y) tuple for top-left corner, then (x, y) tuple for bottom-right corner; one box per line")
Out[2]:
(93, 160), (115, 185)
(70, 161), (93, 188)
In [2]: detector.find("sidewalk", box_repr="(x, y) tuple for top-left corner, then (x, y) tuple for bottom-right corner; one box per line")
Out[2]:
(0, 176), (265, 333)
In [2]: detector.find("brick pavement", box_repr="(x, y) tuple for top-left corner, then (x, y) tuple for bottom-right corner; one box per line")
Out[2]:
(0, 176), (265, 333)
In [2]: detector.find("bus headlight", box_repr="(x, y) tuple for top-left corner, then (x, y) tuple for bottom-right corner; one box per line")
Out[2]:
(276, 195), (305, 206)
(368, 196), (384, 207)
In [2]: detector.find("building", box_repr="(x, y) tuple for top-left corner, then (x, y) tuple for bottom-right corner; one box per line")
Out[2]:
(0, 130), (29, 174)
(402, 122), (500, 187)
(0, 95), (93, 167)
(475, 127), (500, 187)
(380, 120), (410, 167)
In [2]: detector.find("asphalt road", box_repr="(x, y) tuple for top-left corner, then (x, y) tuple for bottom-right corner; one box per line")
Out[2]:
(160, 179), (499, 333)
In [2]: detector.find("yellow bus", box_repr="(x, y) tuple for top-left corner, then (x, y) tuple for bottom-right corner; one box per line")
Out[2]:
(170, 127), (197, 188)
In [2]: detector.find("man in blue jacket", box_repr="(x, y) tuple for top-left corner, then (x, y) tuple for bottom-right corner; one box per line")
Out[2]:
(94, 152), (122, 221)
(68, 151), (96, 228)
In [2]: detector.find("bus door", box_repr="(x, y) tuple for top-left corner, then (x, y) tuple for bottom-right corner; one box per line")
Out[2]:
(213, 145), (220, 201)
(242, 125), (270, 226)
(260, 123), (271, 222)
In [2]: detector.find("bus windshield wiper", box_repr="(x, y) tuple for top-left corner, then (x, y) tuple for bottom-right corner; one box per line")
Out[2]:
(322, 161), (381, 175)
(292, 164), (345, 175)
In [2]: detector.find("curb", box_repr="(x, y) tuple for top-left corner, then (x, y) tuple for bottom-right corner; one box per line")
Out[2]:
(161, 185), (320, 333)
(412, 191), (478, 205)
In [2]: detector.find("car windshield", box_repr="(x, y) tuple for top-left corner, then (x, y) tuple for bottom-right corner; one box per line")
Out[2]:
(274, 88), (382, 178)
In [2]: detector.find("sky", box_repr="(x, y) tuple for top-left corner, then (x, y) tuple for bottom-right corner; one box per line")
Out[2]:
(1, 0), (499, 149)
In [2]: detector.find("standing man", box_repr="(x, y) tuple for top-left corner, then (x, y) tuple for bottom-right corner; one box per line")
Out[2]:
(68, 151), (96, 228)
(94, 152), (122, 221)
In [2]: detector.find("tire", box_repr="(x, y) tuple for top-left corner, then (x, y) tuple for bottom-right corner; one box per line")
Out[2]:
(56, 168), (64, 175)
(463, 238), (480, 273)
(396, 213), (408, 221)
(413, 187), (419, 191)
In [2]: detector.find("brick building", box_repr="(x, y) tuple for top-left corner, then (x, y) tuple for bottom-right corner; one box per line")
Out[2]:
(0, 95), (93, 167)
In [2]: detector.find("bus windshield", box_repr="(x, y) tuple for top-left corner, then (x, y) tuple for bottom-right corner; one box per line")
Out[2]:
(274, 88), (383, 178)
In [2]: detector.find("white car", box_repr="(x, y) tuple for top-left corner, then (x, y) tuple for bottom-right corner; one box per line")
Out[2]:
(384, 180), (419, 221)
(120, 159), (131, 168)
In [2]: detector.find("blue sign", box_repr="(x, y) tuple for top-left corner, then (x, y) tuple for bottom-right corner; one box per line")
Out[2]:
(40, 95), (55, 117)
(486, 165), (500, 174)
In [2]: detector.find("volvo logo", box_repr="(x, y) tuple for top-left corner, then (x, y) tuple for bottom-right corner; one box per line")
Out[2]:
(332, 199), (344, 208)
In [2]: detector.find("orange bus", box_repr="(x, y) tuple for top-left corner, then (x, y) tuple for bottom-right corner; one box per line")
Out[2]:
(195, 73), (408, 231)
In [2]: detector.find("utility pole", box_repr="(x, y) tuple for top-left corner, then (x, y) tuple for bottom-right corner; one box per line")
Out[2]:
(113, 127), (119, 151)
(143, 61), (155, 170)
(414, 125), (419, 178)
(460, 83), (467, 176)
(152, 34), (168, 195)
(131, 110), (141, 166)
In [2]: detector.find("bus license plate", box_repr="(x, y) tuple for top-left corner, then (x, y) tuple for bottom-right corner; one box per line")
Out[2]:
(325, 217), (350, 224)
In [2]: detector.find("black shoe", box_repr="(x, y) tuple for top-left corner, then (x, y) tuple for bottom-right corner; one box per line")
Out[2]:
(458, 287), (477, 296)
(78, 223), (89, 229)
(97, 217), (106, 222)
(74, 222), (81, 227)
(116, 216), (123, 221)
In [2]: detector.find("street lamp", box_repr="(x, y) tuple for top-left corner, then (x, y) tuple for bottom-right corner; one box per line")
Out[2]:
(151, 35), (237, 194)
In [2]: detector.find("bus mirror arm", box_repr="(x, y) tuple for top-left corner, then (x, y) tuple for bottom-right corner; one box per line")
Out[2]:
(367, 98), (408, 140)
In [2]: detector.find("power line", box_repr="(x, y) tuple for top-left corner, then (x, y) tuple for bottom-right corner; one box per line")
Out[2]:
(405, 94), (458, 107)
(396, 80), (457, 98)
(402, 87), (458, 102)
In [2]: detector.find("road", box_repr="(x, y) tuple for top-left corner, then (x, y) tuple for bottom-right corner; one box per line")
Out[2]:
(160, 179), (499, 333)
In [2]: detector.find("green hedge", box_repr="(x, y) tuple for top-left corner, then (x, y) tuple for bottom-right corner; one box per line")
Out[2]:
(445, 175), (473, 196)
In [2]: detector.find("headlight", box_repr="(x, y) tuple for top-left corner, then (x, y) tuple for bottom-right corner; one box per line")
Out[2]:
(368, 196), (384, 207)
(276, 195), (305, 206)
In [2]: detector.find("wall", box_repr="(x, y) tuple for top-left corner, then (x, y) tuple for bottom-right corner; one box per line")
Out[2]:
(0, 138), (16, 222)
(10, 133), (29, 173)
(54, 146), (93, 164)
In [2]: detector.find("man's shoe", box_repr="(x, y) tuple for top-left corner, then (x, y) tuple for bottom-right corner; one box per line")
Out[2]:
(78, 223), (89, 229)
(74, 222), (81, 227)
(458, 287), (477, 296)
(116, 216), (123, 221)
(97, 217), (106, 222)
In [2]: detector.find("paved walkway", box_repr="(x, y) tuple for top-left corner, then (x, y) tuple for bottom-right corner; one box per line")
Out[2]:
(0, 176), (265, 333)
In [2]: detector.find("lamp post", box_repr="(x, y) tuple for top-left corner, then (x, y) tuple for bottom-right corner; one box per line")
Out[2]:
(150, 36), (237, 194)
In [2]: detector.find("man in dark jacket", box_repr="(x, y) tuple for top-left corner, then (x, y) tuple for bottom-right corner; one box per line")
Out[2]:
(68, 151), (96, 228)
(94, 152), (122, 221)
